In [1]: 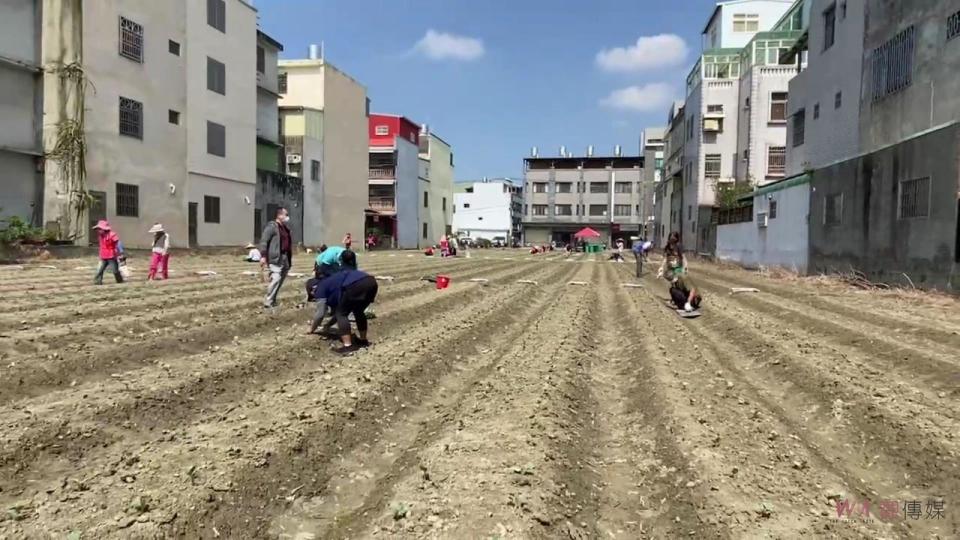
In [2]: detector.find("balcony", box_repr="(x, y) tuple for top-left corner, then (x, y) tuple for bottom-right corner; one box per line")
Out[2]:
(369, 196), (396, 213)
(369, 167), (396, 180)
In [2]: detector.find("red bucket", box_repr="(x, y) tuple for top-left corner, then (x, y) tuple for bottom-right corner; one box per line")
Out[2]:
(436, 275), (451, 290)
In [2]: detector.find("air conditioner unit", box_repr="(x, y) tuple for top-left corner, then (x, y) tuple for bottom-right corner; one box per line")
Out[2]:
(757, 211), (768, 228)
(286, 154), (302, 164)
(703, 118), (722, 132)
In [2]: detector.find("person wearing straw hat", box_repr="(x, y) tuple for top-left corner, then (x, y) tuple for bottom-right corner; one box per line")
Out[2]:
(92, 220), (124, 285)
(147, 223), (171, 280)
(243, 243), (262, 263)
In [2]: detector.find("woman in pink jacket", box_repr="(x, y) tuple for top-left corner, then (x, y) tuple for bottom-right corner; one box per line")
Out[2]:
(147, 223), (171, 280)
(93, 220), (124, 285)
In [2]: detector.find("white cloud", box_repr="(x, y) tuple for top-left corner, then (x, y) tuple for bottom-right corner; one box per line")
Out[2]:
(413, 29), (485, 61)
(596, 34), (688, 72)
(600, 83), (676, 113)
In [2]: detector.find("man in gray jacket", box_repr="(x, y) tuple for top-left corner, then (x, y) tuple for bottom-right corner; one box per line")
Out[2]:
(258, 207), (293, 308)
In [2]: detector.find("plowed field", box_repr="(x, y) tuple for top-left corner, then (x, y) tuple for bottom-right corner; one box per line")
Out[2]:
(0, 251), (957, 539)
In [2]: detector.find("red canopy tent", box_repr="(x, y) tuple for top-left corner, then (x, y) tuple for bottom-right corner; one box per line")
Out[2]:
(573, 227), (602, 240)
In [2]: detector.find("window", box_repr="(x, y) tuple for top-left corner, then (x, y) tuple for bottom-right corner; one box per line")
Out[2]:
(770, 92), (788, 122)
(442, 197), (447, 212)
(769, 200), (778, 219)
(169, 40), (181, 56)
(555, 204), (573, 216)
(814, 103), (820, 119)
(374, 125), (389, 136)
(207, 0), (226, 33)
(119, 97), (143, 139)
(207, 57), (226, 95)
(823, 3), (836, 51)
(614, 182), (632, 193)
(257, 46), (265, 74)
(590, 182), (609, 194)
(614, 204), (631, 217)
(532, 204), (548, 216)
(556, 182), (572, 193)
(450, 153), (454, 167)
(423, 191), (429, 208)
(168, 110), (180, 125)
(704, 154), (721, 179)
(792, 109), (805, 147)
(745, 97), (751, 109)
(767, 146), (786, 178)
(899, 177), (930, 219)
(707, 104), (723, 114)
(115, 183), (139, 217)
(207, 121), (226, 157)
(841, 1), (847, 19)
(871, 26), (916, 101)
(288, 162), (301, 176)
(311, 160), (320, 181)
(278, 72), (287, 94)
(204, 195), (221, 223)
(422, 223), (428, 239)
(687, 205), (692, 220)
(949, 10), (960, 41)
(733, 14), (760, 32)
(589, 205), (607, 217)
(824, 193), (843, 225)
(835, 91), (842, 109)
(119, 17), (144, 63)
(533, 182), (547, 193)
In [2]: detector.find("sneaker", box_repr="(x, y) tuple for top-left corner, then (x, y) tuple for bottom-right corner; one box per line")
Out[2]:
(355, 338), (371, 348)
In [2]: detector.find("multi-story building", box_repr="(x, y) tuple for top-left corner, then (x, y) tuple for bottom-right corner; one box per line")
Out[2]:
(521, 147), (645, 246)
(0, 0), (43, 228)
(279, 50), (368, 247)
(452, 178), (523, 244)
(253, 30), (303, 244)
(40, 0), (258, 248)
(279, 104), (323, 243)
(367, 114), (422, 249)
(417, 127), (455, 245)
(640, 128), (666, 237)
(682, 0), (793, 253)
(654, 102), (687, 247)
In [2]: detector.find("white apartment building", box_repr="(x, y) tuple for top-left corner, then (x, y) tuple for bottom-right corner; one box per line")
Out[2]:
(681, 0), (793, 253)
(785, 0), (865, 175)
(453, 179), (522, 243)
(418, 128), (455, 244)
(40, 0), (257, 248)
(279, 53), (368, 247)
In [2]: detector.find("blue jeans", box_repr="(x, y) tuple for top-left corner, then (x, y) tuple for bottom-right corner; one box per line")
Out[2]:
(95, 258), (123, 284)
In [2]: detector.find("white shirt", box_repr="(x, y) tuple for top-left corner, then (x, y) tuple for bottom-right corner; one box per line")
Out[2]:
(248, 248), (261, 262)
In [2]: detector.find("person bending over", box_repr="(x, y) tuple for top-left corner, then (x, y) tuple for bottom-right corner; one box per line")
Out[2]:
(657, 231), (702, 312)
(309, 251), (378, 355)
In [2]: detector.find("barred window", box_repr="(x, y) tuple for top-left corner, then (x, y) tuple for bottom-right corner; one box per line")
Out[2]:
(116, 183), (139, 217)
(899, 177), (930, 219)
(792, 109), (805, 147)
(948, 10), (960, 41)
(589, 204), (607, 216)
(770, 92), (788, 122)
(555, 204), (572, 216)
(823, 3), (836, 50)
(824, 193), (843, 226)
(704, 154), (721, 179)
(769, 200), (778, 219)
(278, 72), (288, 94)
(767, 146), (786, 178)
(614, 204), (631, 217)
(168, 40), (180, 56)
(119, 97), (143, 139)
(532, 204), (548, 216)
(204, 195), (221, 224)
(614, 182), (632, 193)
(311, 160), (320, 181)
(119, 17), (143, 63)
(533, 182), (547, 193)
(590, 182), (609, 194)
(556, 182), (572, 193)
(872, 26), (916, 101)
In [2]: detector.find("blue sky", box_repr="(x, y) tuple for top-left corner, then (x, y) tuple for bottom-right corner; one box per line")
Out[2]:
(257, 0), (718, 181)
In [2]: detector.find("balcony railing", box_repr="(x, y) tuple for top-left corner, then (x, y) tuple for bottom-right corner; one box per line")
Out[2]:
(369, 167), (396, 179)
(369, 197), (396, 211)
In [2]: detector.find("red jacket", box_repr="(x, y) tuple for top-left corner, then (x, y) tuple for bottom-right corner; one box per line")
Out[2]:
(98, 230), (120, 259)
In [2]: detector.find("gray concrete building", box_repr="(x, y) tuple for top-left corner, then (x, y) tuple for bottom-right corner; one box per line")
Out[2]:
(521, 147), (644, 246)
(0, 0), (43, 227)
(640, 128), (665, 238)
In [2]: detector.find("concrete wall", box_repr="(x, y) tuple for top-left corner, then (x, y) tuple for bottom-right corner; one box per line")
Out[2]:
(786, 0), (864, 175)
(858, 0), (960, 154)
(256, 92), (279, 144)
(318, 64), (367, 247)
(278, 60), (325, 110)
(809, 122), (960, 290)
(717, 178), (809, 272)
(395, 138), (420, 249)
(185, 0), (256, 246)
(0, 153), (41, 225)
(737, 66), (793, 184)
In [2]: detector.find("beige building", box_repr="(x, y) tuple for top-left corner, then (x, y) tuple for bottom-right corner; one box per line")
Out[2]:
(40, 0), (257, 248)
(417, 128), (455, 243)
(279, 54), (368, 247)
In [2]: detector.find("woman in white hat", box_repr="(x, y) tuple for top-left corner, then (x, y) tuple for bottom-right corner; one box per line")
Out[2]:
(147, 223), (171, 280)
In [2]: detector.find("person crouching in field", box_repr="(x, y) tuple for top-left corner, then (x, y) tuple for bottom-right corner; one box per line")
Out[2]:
(147, 223), (170, 280)
(92, 220), (124, 285)
(658, 231), (701, 312)
(308, 250), (378, 355)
